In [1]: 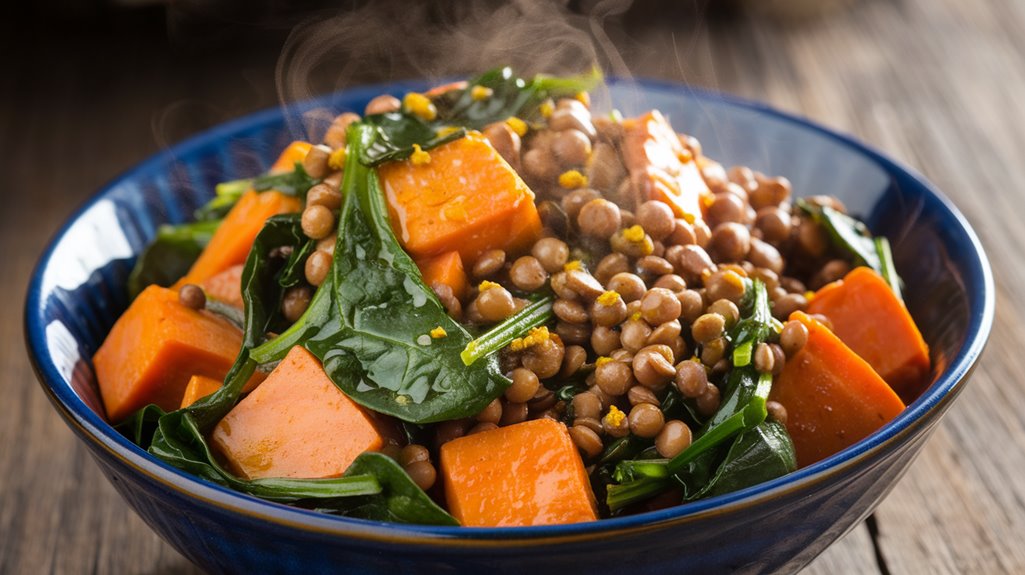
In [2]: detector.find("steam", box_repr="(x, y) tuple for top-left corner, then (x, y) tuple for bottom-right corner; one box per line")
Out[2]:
(274, 0), (635, 138)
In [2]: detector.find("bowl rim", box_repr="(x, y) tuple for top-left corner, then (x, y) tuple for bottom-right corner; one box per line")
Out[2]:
(24, 76), (995, 545)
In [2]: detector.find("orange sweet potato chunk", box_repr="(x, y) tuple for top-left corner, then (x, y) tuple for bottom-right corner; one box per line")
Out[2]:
(807, 267), (931, 402)
(440, 418), (598, 527)
(179, 375), (223, 409)
(211, 346), (396, 480)
(270, 141), (313, 173)
(176, 190), (300, 288)
(378, 131), (542, 266)
(620, 110), (711, 221)
(416, 250), (468, 301)
(93, 285), (247, 422)
(769, 312), (906, 467)
(201, 264), (244, 309)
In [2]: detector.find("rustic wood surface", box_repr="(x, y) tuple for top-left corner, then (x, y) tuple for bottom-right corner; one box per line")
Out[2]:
(3, 1), (1022, 573)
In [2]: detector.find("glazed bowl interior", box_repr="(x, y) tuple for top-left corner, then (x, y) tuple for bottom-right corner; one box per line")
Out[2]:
(26, 77), (993, 545)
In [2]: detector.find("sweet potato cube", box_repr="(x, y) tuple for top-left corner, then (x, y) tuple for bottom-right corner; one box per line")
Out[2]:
(176, 190), (300, 288)
(201, 263), (244, 309)
(621, 110), (710, 222)
(807, 266), (931, 402)
(179, 375), (223, 409)
(211, 346), (395, 480)
(270, 140), (313, 173)
(769, 312), (906, 467)
(440, 418), (598, 527)
(416, 250), (468, 301)
(378, 132), (542, 266)
(93, 285), (246, 422)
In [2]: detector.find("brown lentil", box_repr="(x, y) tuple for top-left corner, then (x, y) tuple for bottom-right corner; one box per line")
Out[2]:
(560, 188), (602, 221)
(627, 385), (660, 406)
(304, 250), (332, 287)
(678, 289), (705, 323)
(595, 359), (635, 396)
(628, 403), (665, 438)
(281, 286), (313, 323)
(475, 285), (516, 322)
(573, 416), (604, 435)
(637, 255), (675, 278)
(674, 245), (716, 279)
(707, 299), (740, 328)
(302, 144), (332, 179)
(532, 237), (571, 273)
(648, 319), (682, 347)
(766, 400), (789, 425)
(704, 270), (747, 304)
(398, 444), (430, 467)
(506, 368), (541, 403)
(552, 129), (592, 167)
(606, 272), (647, 302)
(755, 207), (791, 245)
(556, 321), (591, 346)
(306, 183), (342, 210)
(522, 338), (564, 379)
(640, 288), (682, 326)
(522, 148), (557, 182)
(669, 219), (697, 246)
(560, 345), (587, 379)
(655, 420), (693, 458)
(472, 249), (506, 278)
(178, 284), (206, 310)
(435, 419), (469, 447)
(695, 383), (722, 418)
(590, 292), (628, 327)
(483, 121), (522, 168)
(365, 94), (401, 115)
(707, 192), (747, 225)
(747, 238), (784, 275)
(700, 337), (727, 366)
(553, 298), (589, 325)
(506, 256), (548, 291)
(500, 401), (529, 426)
(571, 391), (603, 420)
(675, 359), (708, 398)
(620, 319), (653, 353)
(750, 176), (791, 209)
(578, 198), (622, 239)
(780, 320), (809, 358)
(710, 222), (751, 262)
(653, 273), (687, 293)
(301, 204), (336, 240)
(603, 408), (631, 438)
(636, 201), (676, 241)
(692, 313), (726, 344)
(753, 343), (775, 374)
(550, 271), (579, 301)
(772, 293), (808, 321)
(476, 397), (503, 424)
(405, 460), (437, 491)
(569, 425), (603, 458)
(591, 326), (621, 356)
(632, 345), (677, 389)
(564, 269), (605, 300)
(323, 112), (360, 149)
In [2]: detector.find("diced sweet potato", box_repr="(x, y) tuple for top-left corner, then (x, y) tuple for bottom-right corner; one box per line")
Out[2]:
(416, 250), (468, 301)
(211, 346), (397, 480)
(93, 285), (247, 422)
(270, 141), (313, 173)
(620, 110), (711, 222)
(179, 375), (223, 409)
(807, 267), (931, 402)
(378, 131), (542, 266)
(440, 418), (598, 527)
(175, 190), (300, 288)
(201, 264), (244, 309)
(769, 311), (906, 467)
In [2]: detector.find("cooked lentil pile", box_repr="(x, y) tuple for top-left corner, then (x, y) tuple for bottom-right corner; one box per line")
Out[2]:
(107, 68), (926, 526)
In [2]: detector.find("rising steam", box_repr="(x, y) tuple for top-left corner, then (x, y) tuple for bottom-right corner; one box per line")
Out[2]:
(274, 0), (634, 138)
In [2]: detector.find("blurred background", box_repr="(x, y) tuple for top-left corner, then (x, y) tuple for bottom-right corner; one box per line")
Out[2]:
(4, 1), (1025, 573)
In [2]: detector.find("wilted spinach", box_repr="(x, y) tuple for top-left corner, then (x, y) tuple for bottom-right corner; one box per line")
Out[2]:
(249, 123), (511, 424)
(606, 280), (797, 510)
(797, 198), (903, 299)
(195, 163), (320, 221)
(127, 220), (220, 298)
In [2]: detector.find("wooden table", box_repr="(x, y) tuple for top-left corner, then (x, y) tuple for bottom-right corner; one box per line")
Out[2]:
(3, 1), (1022, 572)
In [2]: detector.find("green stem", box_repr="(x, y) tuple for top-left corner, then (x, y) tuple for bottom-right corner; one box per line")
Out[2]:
(242, 474), (382, 500)
(606, 477), (671, 512)
(875, 237), (903, 300)
(460, 296), (554, 365)
(249, 276), (333, 365)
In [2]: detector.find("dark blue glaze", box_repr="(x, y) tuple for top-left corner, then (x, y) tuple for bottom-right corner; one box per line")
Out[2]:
(25, 79), (994, 574)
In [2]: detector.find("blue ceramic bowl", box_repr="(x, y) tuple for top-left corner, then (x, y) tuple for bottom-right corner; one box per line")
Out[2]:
(25, 78), (993, 574)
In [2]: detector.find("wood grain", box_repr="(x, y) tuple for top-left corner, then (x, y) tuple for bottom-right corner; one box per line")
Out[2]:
(4, 1), (1023, 573)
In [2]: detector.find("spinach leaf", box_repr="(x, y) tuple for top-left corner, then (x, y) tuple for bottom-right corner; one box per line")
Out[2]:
(436, 66), (602, 129)
(334, 453), (458, 525)
(127, 220), (220, 298)
(797, 199), (903, 299)
(702, 421), (796, 498)
(359, 112), (466, 167)
(114, 403), (166, 447)
(195, 164), (320, 221)
(252, 123), (511, 424)
(727, 277), (777, 367)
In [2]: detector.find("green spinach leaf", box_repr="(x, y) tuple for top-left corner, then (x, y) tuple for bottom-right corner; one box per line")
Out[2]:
(127, 220), (220, 298)
(702, 420), (796, 498)
(334, 453), (458, 525)
(359, 112), (466, 167)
